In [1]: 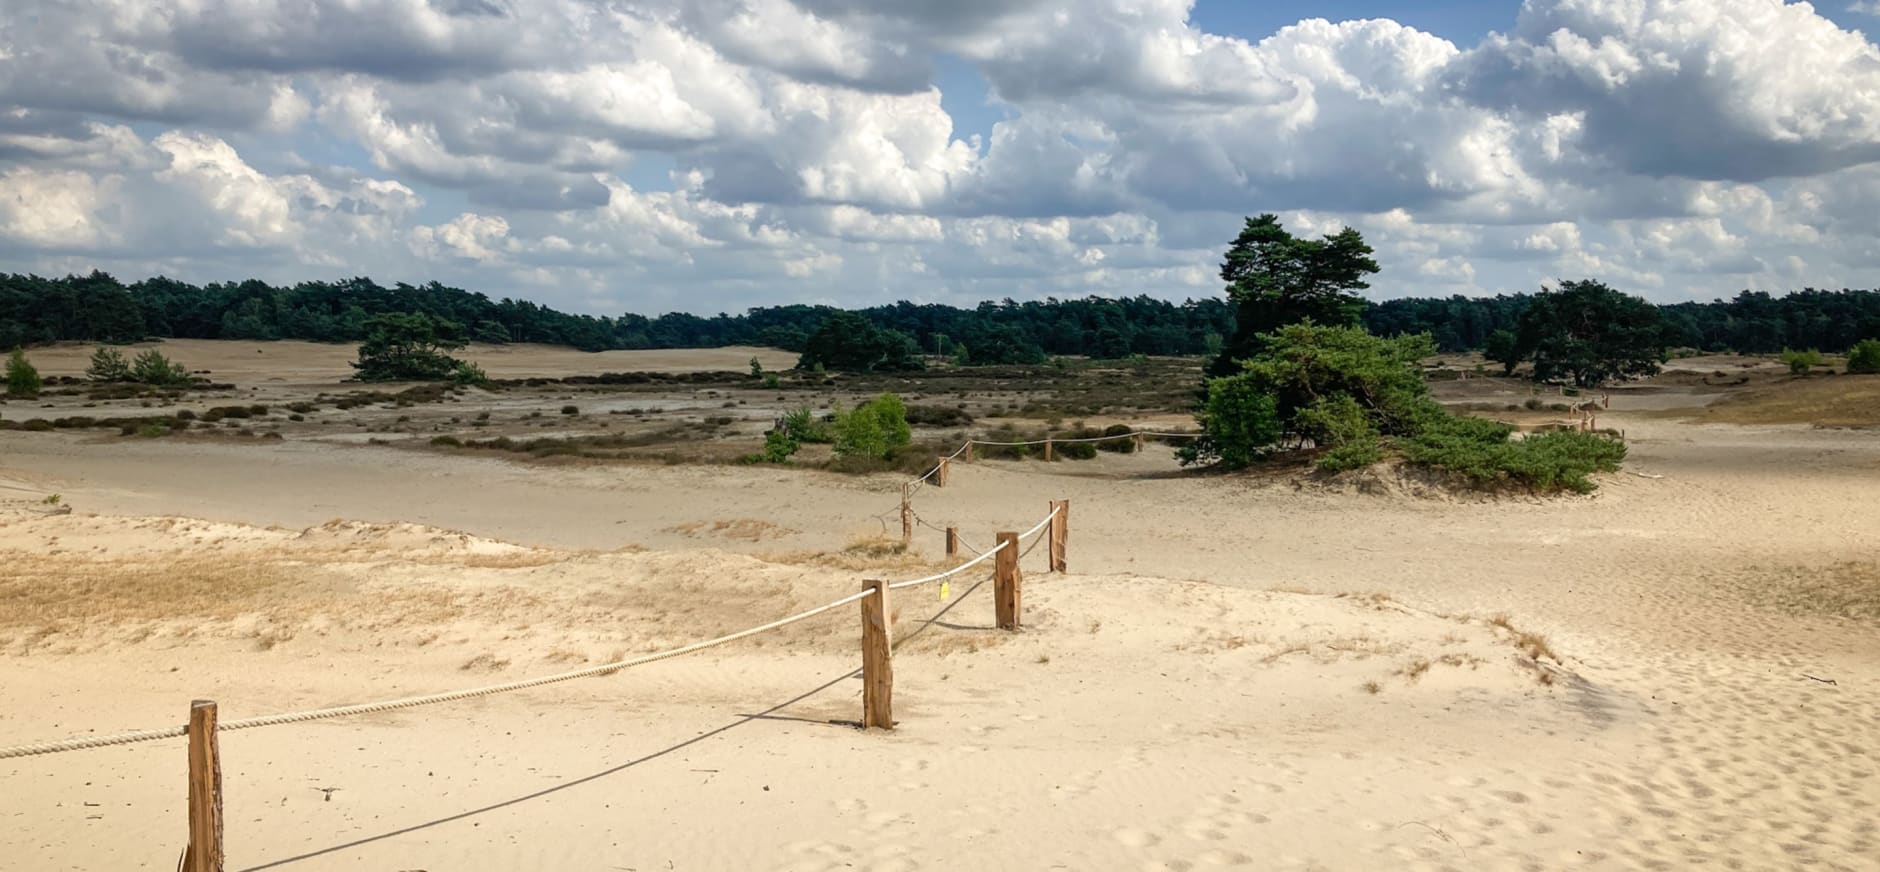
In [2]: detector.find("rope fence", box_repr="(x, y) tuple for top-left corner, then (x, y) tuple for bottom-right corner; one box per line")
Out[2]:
(6, 434), (1085, 868)
(0, 503), (1068, 761)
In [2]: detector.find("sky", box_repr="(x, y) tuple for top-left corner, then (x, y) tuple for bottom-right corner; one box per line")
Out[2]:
(4, 1), (1880, 316)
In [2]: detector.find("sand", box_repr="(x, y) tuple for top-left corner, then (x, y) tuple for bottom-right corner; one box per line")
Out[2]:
(2, 348), (1877, 871)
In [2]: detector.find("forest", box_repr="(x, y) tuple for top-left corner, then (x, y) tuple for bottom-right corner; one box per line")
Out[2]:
(3, 271), (1878, 362)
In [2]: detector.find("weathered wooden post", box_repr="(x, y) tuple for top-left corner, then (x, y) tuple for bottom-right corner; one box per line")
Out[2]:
(1134, 432), (1145, 453)
(961, 440), (974, 463)
(1048, 500), (1069, 573)
(183, 700), (223, 872)
(859, 580), (893, 729)
(994, 532), (1021, 630)
(900, 483), (912, 548)
(1044, 438), (1055, 462)
(936, 456), (949, 487)
(945, 526), (960, 558)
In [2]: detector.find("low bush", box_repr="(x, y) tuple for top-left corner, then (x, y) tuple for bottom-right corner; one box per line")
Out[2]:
(430, 435), (463, 447)
(1780, 348), (1825, 376)
(129, 349), (192, 387)
(561, 405), (580, 416)
(832, 393), (911, 460)
(1847, 339), (1880, 374)
(904, 405), (974, 427)
(1098, 423), (1138, 453)
(5, 348), (41, 397)
(1402, 419), (1625, 493)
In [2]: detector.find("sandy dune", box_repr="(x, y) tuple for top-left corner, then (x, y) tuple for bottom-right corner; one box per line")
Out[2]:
(2, 357), (1878, 870)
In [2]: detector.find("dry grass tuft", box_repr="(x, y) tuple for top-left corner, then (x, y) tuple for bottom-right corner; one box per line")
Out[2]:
(1399, 657), (1432, 682)
(1361, 680), (1383, 695)
(1487, 612), (1560, 663)
(459, 653), (511, 672)
(664, 518), (798, 542)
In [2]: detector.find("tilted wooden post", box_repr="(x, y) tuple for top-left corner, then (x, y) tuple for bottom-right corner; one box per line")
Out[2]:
(1048, 500), (1069, 573)
(1044, 438), (1055, 462)
(936, 457), (949, 487)
(183, 700), (223, 872)
(961, 440), (974, 463)
(945, 526), (960, 558)
(859, 580), (893, 730)
(900, 483), (912, 548)
(994, 532), (1021, 630)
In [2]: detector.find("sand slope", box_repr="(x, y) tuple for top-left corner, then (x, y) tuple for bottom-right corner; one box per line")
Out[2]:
(2, 406), (1878, 870)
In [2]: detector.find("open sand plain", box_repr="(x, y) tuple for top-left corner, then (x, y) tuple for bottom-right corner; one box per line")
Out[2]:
(1, 344), (1876, 871)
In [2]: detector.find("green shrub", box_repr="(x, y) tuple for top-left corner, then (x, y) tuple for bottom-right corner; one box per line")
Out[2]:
(1183, 372), (1282, 469)
(759, 427), (800, 463)
(431, 435), (463, 447)
(832, 393), (912, 460)
(1051, 428), (1102, 460)
(130, 349), (191, 387)
(5, 348), (41, 397)
(780, 405), (831, 443)
(21, 419), (53, 432)
(1098, 423), (1138, 453)
(1844, 339), (1880, 374)
(764, 373), (781, 389)
(1780, 348), (1825, 376)
(1402, 419), (1623, 493)
(86, 346), (132, 382)
(451, 360), (490, 386)
(561, 405), (580, 416)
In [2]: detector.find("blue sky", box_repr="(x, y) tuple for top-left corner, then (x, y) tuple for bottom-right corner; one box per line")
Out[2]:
(5, 0), (1880, 314)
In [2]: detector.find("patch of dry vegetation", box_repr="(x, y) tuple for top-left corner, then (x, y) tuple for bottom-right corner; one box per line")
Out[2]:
(665, 518), (798, 542)
(1684, 374), (1880, 428)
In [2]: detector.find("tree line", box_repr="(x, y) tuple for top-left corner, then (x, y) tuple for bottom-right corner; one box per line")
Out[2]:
(4, 270), (1878, 363)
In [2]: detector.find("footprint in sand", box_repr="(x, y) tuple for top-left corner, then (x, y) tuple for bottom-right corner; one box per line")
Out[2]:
(1112, 827), (1162, 848)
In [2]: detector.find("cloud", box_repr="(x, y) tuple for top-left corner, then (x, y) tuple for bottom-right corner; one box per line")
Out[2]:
(4, 0), (1880, 312)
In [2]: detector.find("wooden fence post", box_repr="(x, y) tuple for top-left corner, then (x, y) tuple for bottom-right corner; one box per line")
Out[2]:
(183, 700), (223, 872)
(1048, 500), (1069, 573)
(900, 483), (912, 548)
(1134, 432), (1145, 453)
(860, 580), (893, 730)
(945, 526), (960, 558)
(936, 457), (949, 488)
(1044, 438), (1054, 462)
(962, 440), (974, 463)
(994, 532), (1021, 630)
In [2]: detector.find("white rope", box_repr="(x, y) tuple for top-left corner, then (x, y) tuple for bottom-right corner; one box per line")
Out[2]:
(887, 504), (1060, 591)
(887, 540), (1008, 590)
(0, 589), (878, 760)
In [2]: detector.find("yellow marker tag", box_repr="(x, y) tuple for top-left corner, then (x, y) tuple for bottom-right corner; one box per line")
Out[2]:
(939, 581), (951, 601)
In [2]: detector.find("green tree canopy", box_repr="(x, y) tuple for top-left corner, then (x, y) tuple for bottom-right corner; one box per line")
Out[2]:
(353, 313), (476, 382)
(1514, 280), (1670, 387)
(1211, 214), (1380, 374)
(797, 312), (923, 373)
